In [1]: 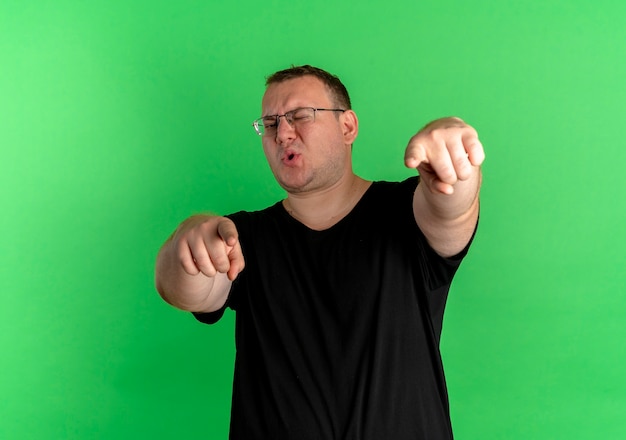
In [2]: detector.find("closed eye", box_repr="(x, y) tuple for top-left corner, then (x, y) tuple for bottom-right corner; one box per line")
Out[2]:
(262, 117), (278, 128)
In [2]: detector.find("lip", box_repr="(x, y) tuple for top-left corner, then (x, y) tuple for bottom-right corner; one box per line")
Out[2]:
(280, 149), (301, 166)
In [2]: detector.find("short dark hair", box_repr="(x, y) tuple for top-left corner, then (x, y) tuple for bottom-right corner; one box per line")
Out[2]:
(265, 65), (352, 110)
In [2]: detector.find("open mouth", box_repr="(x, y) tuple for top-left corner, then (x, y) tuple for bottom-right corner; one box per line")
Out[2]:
(282, 150), (300, 165)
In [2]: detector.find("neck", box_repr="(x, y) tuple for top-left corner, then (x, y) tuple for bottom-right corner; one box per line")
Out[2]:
(283, 174), (371, 231)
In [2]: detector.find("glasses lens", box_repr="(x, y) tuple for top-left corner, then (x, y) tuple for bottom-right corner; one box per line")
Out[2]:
(290, 107), (315, 124)
(259, 116), (278, 136)
(253, 108), (316, 137)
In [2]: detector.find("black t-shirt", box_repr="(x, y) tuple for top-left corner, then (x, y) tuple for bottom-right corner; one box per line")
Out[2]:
(195, 177), (473, 440)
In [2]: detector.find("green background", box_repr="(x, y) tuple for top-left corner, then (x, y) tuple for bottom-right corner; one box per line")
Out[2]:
(2, 0), (625, 438)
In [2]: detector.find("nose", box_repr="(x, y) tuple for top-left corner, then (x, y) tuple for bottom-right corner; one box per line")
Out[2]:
(275, 115), (296, 144)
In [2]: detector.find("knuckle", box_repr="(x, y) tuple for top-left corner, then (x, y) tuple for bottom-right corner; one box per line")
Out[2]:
(208, 249), (230, 272)
(454, 155), (470, 169)
(439, 167), (457, 182)
(195, 256), (215, 274)
(195, 259), (216, 276)
(454, 161), (471, 180)
(193, 253), (211, 266)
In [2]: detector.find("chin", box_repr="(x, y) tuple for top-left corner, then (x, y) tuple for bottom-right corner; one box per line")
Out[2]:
(277, 177), (313, 194)
(273, 171), (309, 193)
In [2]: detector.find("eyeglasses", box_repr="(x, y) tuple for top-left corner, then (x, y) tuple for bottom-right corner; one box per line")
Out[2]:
(252, 107), (346, 137)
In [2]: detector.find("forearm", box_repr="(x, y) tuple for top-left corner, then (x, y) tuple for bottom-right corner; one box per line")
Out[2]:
(416, 165), (481, 221)
(414, 166), (481, 257)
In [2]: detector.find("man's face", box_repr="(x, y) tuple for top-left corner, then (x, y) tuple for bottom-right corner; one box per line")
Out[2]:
(260, 75), (357, 194)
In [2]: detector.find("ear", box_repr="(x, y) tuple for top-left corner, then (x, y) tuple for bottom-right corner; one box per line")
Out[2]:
(341, 110), (359, 145)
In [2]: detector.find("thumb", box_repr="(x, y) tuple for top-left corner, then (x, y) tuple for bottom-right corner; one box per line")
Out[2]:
(216, 218), (244, 280)
(226, 241), (245, 281)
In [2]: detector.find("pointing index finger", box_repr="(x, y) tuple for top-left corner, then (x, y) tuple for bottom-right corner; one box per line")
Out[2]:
(217, 218), (238, 247)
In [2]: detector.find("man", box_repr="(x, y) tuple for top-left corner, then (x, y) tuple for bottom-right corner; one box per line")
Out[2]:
(155, 65), (484, 439)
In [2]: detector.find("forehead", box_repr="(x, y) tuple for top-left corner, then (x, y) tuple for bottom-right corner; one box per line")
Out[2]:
(261, 76), (333, 113)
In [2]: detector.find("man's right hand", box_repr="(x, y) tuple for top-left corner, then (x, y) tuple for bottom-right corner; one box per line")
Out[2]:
(174, 215), (245, 281)
(155, 215), (245, 312)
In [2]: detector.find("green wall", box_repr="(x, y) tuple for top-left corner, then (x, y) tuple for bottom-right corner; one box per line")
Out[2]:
(2, 0), (625, 438)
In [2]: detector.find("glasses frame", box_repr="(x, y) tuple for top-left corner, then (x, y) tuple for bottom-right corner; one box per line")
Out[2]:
(252, 107), (346, 136)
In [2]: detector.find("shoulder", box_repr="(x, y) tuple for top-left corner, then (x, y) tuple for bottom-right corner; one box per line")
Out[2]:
(225, 201), (299, 251)
(369, 176), (419, 201)
(363, 176), (419, 217)
(226, 201), (284, 228)
(371, 176), (418, 191)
